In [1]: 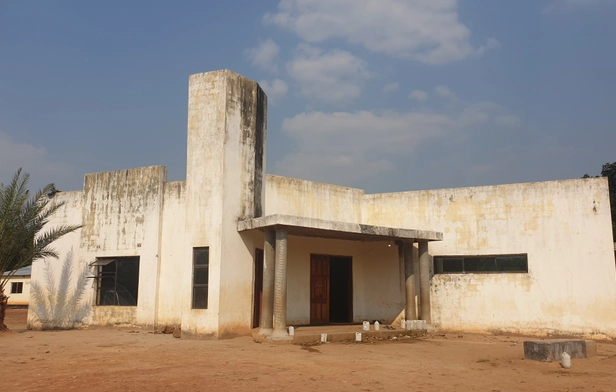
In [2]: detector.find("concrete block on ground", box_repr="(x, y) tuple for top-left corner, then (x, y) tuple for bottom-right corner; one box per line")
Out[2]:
(523, 339), (596, 362)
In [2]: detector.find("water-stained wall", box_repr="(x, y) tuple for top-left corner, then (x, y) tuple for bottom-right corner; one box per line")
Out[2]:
(28, 167), (167, 329)
(363, 178), (616, 338)
(183, 70), (267, 338)
(265, 175), (364, 223)
(81, 166), (166, 327)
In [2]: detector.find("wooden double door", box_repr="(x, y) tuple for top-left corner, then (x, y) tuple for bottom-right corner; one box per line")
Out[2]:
(310, 254), (353, 324)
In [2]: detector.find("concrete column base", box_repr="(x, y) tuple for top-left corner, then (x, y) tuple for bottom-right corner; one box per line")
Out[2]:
(257, 327), (273, 336)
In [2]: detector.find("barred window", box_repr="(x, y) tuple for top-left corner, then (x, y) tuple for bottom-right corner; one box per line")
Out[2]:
(91, 257), (140, 306)
(192, 247), (209, 309)
(434, 254), (528, 274)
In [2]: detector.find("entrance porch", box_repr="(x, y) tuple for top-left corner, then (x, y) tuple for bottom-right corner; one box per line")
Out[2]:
(238, 214), (443, 341)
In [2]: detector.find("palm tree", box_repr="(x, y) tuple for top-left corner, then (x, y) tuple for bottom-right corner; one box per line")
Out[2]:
(0, 168), (82, 331)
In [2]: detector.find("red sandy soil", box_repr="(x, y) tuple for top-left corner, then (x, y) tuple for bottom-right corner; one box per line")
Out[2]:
(2, 309), (615, 392)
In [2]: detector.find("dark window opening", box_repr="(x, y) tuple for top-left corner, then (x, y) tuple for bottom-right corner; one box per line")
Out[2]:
(11, 282), (23, 294)
(434, 254), (528, 274)
(93, 257), (140, 306)
(192, 247), (209, 309)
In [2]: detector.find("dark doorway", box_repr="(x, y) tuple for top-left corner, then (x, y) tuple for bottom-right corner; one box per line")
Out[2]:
(252, 248), (264, 328)
(310, 254), (353, 324)
(329, 257), (352, 323)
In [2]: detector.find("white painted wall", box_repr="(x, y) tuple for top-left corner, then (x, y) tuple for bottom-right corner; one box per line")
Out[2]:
(28, 190), (85, 329)
(157, 181), (187, 326)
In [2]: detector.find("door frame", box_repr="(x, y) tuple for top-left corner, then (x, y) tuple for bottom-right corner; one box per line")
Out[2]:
(310, 253), (353, 324)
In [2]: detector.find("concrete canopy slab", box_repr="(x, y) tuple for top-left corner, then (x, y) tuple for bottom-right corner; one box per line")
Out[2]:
(237, 214), (443, 242)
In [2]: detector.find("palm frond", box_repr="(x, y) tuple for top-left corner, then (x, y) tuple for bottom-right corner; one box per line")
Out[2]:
(0, 168), (82, 287)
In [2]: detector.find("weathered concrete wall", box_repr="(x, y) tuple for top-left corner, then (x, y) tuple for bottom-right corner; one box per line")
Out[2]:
(3, 276), (30, 306)
(265, 175), (364, 223)
(363, 178), (616, 338)
(285, 236), (403, 326)
(81, 166), (166, 327)
(183, 70), (266, 338)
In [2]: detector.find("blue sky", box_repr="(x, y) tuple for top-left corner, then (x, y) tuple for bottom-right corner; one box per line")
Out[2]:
(1, 0), (615, 193)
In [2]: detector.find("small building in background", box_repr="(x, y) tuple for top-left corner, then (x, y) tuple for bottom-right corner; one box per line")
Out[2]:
(2, 266), (31, 306)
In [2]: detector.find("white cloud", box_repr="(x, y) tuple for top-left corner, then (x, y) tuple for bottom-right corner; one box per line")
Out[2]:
(276, 110), (454, 183)
(409, 90), (428, 101)
(275, 100), (521, 185)
(495, 115), (522, 127)
(259, 79), (289, 103)
(0, 131), (75, 187)
(476, 38), (501, 56)
(265, 0), (495, 65)
(246, 39), (280, 72)
(286, 45), (370, 102)
(457, 103), (490, 126)
(382, 82), (399, 93)
(435, 85), (456, 99)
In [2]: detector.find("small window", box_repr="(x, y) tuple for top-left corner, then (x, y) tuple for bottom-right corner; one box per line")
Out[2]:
(11, 282), (23, 294)
(192, 247), (209, 309)
(434, 254), (528, 274)
(93, 257), (140, 306)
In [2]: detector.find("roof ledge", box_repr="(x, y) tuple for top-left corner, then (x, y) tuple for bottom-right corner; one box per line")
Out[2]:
(238, 214), (442, 242)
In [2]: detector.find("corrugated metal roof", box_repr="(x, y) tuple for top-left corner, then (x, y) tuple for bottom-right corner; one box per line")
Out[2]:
(2, 265), (32, 277)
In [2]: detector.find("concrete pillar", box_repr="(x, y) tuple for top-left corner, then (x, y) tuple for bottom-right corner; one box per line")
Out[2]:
(270, 228), (292, 340)
(258, 230), (275, 335)
(418, 241), (431, 323)
(404, 242), (417, 321)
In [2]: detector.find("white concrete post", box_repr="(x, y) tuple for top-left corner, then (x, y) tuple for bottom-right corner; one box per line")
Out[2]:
(404, 242), (417, 321)
(258, 230), (275, 335)
(270, 228), (291, 340)
(418, 241), (431, 323)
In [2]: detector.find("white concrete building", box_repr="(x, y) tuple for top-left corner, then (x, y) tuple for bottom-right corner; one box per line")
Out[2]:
(3, 266), (31, 306)
(27, 70), (616, 340)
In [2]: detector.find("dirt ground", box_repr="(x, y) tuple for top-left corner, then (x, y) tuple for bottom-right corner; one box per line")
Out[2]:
(2, 309), (616, 392)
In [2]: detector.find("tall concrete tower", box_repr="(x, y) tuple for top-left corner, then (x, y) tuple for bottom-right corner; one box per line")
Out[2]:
(183, 70), (267, 337)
